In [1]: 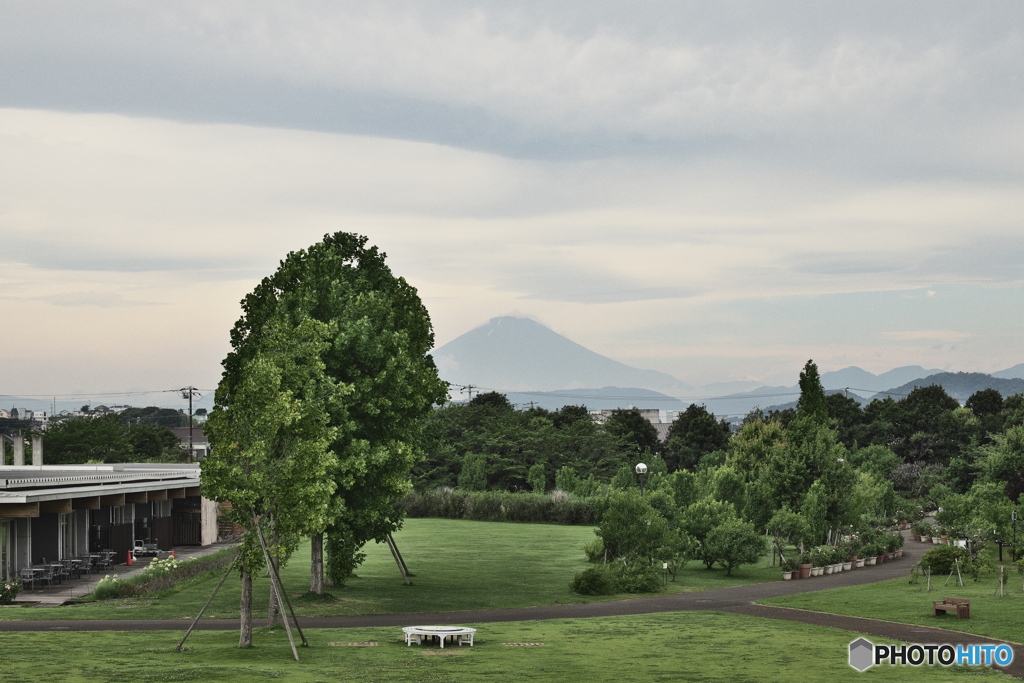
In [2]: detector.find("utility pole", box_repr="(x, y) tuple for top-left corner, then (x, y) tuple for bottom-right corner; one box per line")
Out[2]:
(180, 386), (201, 462)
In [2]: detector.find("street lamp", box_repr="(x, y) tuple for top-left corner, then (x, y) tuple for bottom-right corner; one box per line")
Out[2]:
(635, 462), (648, 497)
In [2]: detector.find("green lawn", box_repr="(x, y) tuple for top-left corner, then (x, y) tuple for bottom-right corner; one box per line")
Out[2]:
(761, 574), (1024, 644)
(3, 519), (783, 621)
(0, 612), (1010, 682)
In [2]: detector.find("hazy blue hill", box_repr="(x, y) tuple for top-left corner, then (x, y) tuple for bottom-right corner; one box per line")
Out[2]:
(698, 385), (802, 419)
(497, 387), (687, 412)
(872, 372), (1024, 402)
(432, 316), (694, 395)
(992, 363), (1024, 380)
(821, 365), (942, 397)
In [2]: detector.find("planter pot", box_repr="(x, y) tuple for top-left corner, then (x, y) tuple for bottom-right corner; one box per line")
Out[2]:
(932, 536), (942, 544)
(913, 534), (921, 542)
(799, 564), (812, 579)
(877, 554), (886, 564)
(865, 557), (877, 566)
(896, 549), (903, 558)
(856, 558), (865, 568)
(941, 535), (948, 544)
(843, 561), (853, 571)
(782, 571), (793, 580)
(824, 565), (833, 575)
(888, 552), (896, 560)
(815, 567), (824, 576)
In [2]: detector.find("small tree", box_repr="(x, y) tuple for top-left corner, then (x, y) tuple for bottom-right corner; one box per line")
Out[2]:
(680, 497), (737, 569)
(705, 519), (767, 575)
(458, 453), (488, 491)
(596, 490), (670, 565)
(527, 463), (546, 493)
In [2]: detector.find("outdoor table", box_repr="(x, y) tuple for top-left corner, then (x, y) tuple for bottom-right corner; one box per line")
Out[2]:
(402, 626), (476, 648)
(30, 566), (54, 587)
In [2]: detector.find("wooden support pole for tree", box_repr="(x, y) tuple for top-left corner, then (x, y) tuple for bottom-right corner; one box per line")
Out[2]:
(177, 554), (239, 651)
(385, 533), (411, 585)
(254, 516), (308, 648)
(387, 532), (412, 577)
(253, 517), (301, 661)
(994, 566), (1006, 597)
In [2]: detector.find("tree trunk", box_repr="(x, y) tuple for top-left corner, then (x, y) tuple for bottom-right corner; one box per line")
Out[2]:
(239, 567), (252, 648)
(310, 532), (324, 595)
(268, 556), (281, 628)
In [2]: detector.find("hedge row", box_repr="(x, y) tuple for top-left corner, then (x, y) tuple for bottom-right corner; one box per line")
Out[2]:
(400, 488), (602, 525)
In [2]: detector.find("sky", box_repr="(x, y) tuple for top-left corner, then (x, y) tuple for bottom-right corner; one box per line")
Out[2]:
(1, 1), (1022, 410)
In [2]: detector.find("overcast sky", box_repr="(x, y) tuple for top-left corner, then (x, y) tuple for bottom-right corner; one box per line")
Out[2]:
(2, 1), (1022, 408)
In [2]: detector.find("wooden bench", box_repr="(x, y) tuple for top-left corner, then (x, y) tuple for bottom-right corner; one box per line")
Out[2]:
(933, 597), (970, 619)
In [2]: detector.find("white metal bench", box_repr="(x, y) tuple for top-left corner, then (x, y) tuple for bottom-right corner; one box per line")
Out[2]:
(403, 626), (476, 648)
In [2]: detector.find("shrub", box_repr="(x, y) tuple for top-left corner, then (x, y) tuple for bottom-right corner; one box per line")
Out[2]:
(86, 547), (237, 600)
(920, 544), (971, 575)
(92, 575), (122, 600)
(0, 581), (20, 604)
(400, 489), (600, 525)
(583, 537), (605, 563)
(615, 563), (663, 593)
(569, 567), (617, 595)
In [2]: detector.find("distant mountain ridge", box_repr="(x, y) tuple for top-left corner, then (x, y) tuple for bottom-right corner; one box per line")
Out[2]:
(432, 316), (1023, 415)
(872, 372), (1024, 402)
(433, 317), (694, 395)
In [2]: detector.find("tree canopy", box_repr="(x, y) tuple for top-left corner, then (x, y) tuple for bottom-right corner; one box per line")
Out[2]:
(204, 232), (448, 642)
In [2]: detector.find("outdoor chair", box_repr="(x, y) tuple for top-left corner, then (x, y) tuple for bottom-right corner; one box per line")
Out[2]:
(19, 568), (35, 591)
(58, 560), (73, 582)
(36, 565), (54, 587)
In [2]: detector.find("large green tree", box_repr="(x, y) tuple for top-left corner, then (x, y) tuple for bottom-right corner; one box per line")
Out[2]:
(797, 360), (828, 424)
(203, 316), (342, 645)
(604, 408), (660, 456)
(207, 233), (447, 614)
(663, 403), (731, 471)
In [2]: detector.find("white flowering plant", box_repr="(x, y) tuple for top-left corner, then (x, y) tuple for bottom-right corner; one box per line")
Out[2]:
(1, 581), (22, 604)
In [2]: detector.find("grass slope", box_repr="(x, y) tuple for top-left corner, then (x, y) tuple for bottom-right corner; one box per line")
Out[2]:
(3, 519), (781, 621)
(761, 575), (1024, 644)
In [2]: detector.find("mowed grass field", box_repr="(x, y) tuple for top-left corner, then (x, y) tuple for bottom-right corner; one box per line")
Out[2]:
(0, 613), (1010, 682)
(761, 574), (1024, 645)
(1, 519), (1017, 681)
(2, 519), (784, 621)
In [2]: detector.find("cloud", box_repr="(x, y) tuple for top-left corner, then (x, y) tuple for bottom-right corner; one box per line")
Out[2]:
(2, 2), (1021, 166)
(33, 291), (164, 308)
(878, 330), (971, 343)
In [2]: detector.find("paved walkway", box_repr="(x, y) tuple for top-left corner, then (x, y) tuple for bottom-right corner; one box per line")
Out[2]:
(4, 533), (1021, 679)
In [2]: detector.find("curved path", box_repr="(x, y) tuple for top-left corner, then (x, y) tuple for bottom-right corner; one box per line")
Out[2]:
(3, 535), (1021, 679)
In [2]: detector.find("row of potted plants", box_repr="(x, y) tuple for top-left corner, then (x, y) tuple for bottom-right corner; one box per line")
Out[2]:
(911, 521), (951, 544)
(781, 532), (905, 580)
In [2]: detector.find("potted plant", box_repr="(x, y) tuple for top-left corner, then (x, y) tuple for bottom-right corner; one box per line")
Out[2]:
(863, 544), (878, 565)
(912, 521), (930, 543)
(811, 546), (831, 576)
(797, 551), (812, 579)
(781, 558), (798, 580)
(891, 533), (905, 558)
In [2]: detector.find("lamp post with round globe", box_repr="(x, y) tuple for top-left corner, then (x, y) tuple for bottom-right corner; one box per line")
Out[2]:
(635, 462), (648, 497)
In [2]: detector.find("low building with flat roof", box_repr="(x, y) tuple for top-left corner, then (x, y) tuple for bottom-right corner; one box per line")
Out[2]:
(0, 462), (216, 584)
